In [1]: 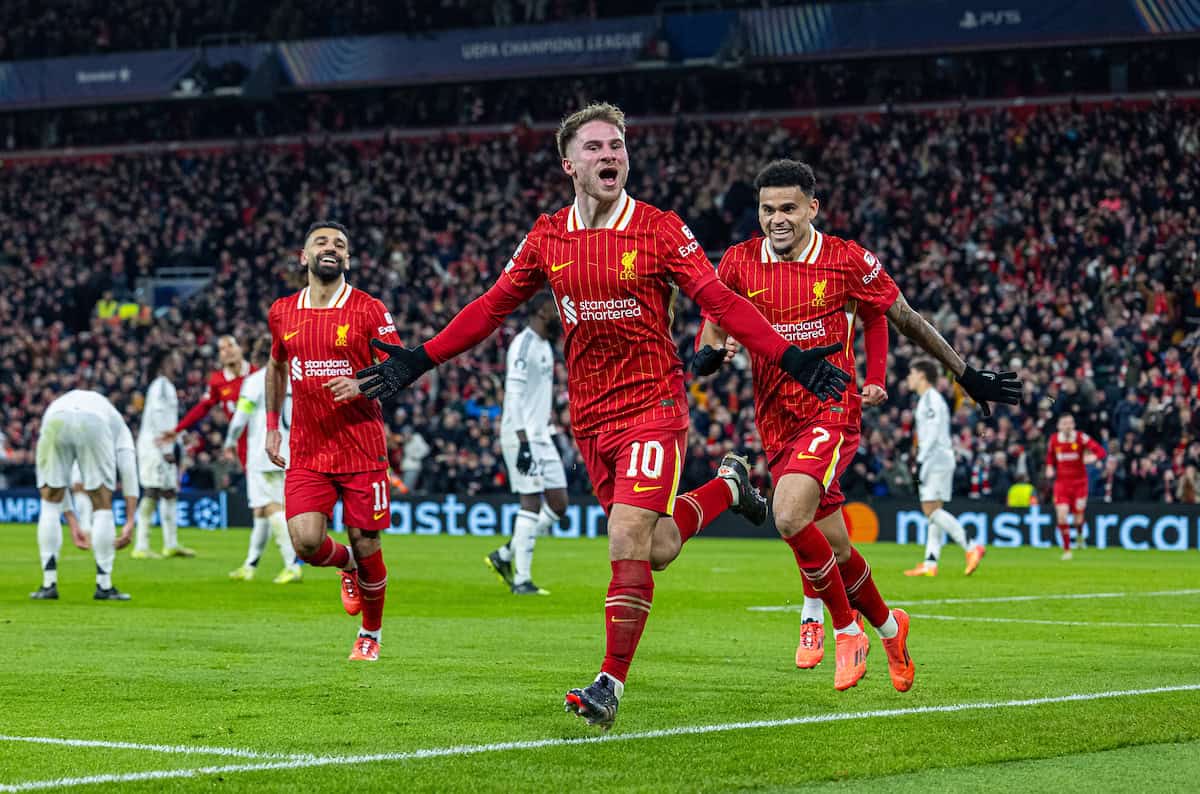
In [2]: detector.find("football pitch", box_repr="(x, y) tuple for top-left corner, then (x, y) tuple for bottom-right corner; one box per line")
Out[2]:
(1, 524), (1198, 792)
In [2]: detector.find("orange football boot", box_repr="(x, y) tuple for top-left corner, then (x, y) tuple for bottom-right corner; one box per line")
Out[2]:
(904, 561), (938, 577)
(340, 569), (363, 616)
(833, 626), (869, 691)
(795, 621), (825, 669)
(964, 545), (986, 576)
(348, 635), (380, 661)
(881, 608), (914, 692)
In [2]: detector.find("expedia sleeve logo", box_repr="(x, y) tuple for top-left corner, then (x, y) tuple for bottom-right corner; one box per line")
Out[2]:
(862, 250), (883, 284)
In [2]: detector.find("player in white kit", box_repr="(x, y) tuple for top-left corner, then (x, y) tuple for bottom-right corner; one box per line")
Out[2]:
(225, 338), (301, 583)
(485, 293), (569, 595)
(69, 462), (92, 538)
(33, 389), (139, 600)
(133, 349), (194, 559)
(903, 359), (985, 576)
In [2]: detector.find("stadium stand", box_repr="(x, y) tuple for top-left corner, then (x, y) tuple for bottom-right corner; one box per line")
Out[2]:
(3, 40), (1196, 151)
(0, 0), (780, 61)
(3, 90), (1196, 500)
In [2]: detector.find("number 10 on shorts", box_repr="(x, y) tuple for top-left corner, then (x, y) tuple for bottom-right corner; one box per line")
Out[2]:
(626, 440), (664, 479)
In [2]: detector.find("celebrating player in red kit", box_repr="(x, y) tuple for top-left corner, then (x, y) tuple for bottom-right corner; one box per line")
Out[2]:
(265, 220), (401, 661)
(160, 334), (253, 465)
(697, 160), (1023, 692)
(1045, 413), (1105, 560)
(356, 103), (855, 730)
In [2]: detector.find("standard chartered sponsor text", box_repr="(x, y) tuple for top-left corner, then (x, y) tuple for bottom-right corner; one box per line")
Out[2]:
(304, 359), (354, 378)
(773, 319), (826, 342)
(579, 298), (642, 321)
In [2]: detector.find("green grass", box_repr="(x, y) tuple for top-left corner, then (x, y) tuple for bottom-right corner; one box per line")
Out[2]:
(1, 524), (1198, 792)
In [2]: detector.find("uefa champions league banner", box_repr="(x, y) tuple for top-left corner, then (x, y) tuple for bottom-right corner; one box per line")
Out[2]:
(277, 16), (661, 89)
(0, 489), (228, 530)
(738, 0), (1200, 60)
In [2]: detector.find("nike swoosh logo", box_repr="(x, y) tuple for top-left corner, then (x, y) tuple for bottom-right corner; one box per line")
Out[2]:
(610, 617), (639, 623)
(551, 260), (574, 272)
(373, 511), (388, 521)
(284, 330), (300, 341)
(632, 483), (662, 493)
(795, 453), (821, 461)
(748, 288), (769, 298)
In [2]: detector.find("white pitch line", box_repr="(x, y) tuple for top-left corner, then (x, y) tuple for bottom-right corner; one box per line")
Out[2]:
(747, 588), (1200, 612)
(3, 683), (1199, 792)
(907, 613), (1200, 629)
(0, 735), (310, 761)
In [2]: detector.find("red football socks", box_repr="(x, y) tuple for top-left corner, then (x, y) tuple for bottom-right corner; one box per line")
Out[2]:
(1058, 524), (1071, 551)
(838, 547), (890, 628)
(601, 559), (654, 684)
(356, 549), (388, 633)
(301, 534), (351, 569)
(784, 524), (856, 628)
(674, 477), (734, 543)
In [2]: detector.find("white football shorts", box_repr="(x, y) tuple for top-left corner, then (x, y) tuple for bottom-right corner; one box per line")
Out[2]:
(501, 438), (567, 494)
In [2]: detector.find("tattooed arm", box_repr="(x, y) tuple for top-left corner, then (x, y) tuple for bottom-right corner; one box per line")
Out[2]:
(885, 292), (1020, 417)
(885, 293), (966, 377)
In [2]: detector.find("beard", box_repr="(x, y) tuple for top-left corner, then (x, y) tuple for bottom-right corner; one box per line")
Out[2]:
(307, 256), (344, 284)
(544, 318), (562, 342)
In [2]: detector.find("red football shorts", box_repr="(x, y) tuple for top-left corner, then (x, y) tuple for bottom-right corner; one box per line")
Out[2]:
(1053, 479), (1088, 514)
(285, 467), (391, 531)
(577, 415), (687, 515)
(769, 421), (860, 521)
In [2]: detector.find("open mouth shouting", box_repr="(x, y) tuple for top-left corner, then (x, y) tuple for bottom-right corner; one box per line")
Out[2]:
(597, 166), (620, 190)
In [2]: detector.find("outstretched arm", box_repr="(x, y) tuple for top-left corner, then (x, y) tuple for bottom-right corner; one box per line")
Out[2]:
(688, 279), (848, 400)
(424, 280), (529, 364)
(885, 293), (965, 377)
(885, 291), (1019, 416)
(358, 278), (538, 400)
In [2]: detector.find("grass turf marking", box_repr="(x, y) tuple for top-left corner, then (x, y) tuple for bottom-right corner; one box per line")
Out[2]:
(4, 683), (1198, 792)
(747, 588), (1200, 612)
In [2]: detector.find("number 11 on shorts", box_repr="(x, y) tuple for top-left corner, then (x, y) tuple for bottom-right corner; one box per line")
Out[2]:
(371, 480), (388, 512)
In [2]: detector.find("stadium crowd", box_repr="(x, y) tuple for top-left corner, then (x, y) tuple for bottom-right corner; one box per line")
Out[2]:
(2, 98), (1198, 504)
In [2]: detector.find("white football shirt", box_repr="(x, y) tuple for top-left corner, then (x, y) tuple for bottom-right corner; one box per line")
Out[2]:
(915, 388), (953, 464)
(138, 375), (178, 451)
(225, 368), (291, 472)
(500, 327), (555, 444)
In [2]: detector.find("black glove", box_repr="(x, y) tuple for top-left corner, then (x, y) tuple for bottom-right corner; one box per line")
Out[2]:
(692, 344), (725, 376)
(779, 343), (851, 402)
(516, 440), (534, 475)
(357, 341), (435, 400)
(958, 365), (1021, 418)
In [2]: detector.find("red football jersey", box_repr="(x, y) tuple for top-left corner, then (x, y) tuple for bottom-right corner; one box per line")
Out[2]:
(714, 230), (900, 455)
(268, 282), (400, 473)
(1046, 431), (1106, 482)
(176, 362), (255, 464)
(498, 193), (723, 436)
